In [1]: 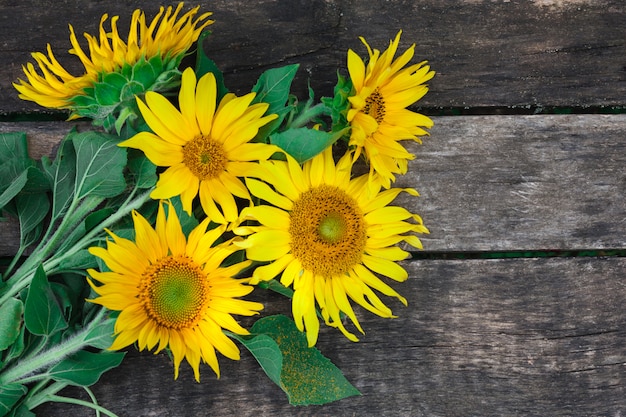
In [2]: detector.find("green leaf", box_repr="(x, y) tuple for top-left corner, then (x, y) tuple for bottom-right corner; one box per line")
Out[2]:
(0, 383), (26, 416)
(57, 249), (98, 272)
(24, 265), (68, 337)
(251, 315), (361, 405)
(0, 298), (23, 351)
(49, 350), (125, 386)
(195, 31), (228, 101)
(83, 315), (117, 349)
(127, 152), (157, 189)
(72, 131), (127, 199)
(41, 137), (77, 219)
(0, 132), (31, 194)
(0, 167), (48, 211)
(252, 64), (299, 115)
(15, 192), (49, 244)
(3, 326), (25, 364)
(230, 333), (283, 387)
(270, 127), (347, 164)
(84, 207), (115, 232)
(253, 105), (292, 144)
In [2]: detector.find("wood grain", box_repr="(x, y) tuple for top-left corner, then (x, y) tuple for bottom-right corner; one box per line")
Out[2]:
(35, 257), (626, 417)
(1, 1), (625, 416)
(397, 114), (626, 252)
(1, 0), (625, 114)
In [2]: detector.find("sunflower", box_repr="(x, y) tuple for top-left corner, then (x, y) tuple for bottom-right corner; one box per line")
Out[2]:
(233, 147), (428, 347)
(346, 30), (435, 190)
(13, 3), (213, 129)
(87, 201), (263, 381)
(119, 67), (279, 223)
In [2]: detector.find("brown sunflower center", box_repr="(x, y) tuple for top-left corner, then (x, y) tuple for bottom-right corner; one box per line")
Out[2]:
(363, 89), (386, 123)
(289, 185), (367, 277)
(182, 135), (228, 180)
(140, 255), (209, 330)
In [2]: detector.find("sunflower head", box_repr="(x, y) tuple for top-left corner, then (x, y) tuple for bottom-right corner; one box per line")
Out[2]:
(234, 147), (428, 346)
(13, 3), (214, 133)
(118, 67), (279, 224)
(87, 201), (263, 381)
(346, 30), (435, 190)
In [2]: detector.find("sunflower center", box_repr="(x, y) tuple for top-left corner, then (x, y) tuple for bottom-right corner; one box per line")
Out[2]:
(318, 212), (346, 244)
(363, 89), (386, 123)
(182, 135), (228, 180)
(289, 185), (367, 277)
(140, 255), (209, 330)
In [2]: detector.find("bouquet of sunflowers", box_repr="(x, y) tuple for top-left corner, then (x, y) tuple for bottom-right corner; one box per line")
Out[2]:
(0, 3), (434, 415)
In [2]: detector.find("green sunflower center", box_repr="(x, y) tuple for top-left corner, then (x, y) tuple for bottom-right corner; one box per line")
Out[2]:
(182, 135), (228, 180)
(363, 89), (386, 123)
(140, 255), (209, 330)
(318, 212), (346, 244)
(289, 185), (367, 277)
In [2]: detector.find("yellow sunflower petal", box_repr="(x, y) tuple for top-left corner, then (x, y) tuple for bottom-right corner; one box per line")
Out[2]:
(362, 254), (409, 282)
(292, 276), (319, 347)
(195, 71), (217, 136)
(245, 178), (294, 211)
(118, 132), (183, 166)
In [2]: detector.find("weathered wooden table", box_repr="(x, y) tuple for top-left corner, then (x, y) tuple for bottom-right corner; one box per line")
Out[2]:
(1, 1), (625, 416)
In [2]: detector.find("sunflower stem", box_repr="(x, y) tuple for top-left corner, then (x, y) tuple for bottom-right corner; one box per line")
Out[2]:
(44, 188), (153, 275)
(0, 308), (106, 386)
(18, 379), (68, 410)
(43, 394), (120, 417)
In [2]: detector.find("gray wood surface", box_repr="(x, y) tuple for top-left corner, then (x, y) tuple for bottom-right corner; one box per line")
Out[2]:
(1, 0), (625, 113)
(35, 257), (626, 417)
(1, 1), (625, 416)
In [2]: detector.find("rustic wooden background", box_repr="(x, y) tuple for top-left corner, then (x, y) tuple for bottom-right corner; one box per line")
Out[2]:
(1, 0), (625, 416)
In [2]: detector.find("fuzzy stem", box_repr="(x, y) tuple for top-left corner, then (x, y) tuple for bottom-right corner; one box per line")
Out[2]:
(0, 308), (106, 385)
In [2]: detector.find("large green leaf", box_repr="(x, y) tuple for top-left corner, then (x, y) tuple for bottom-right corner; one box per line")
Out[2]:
(72, 131), (127, 199)
(49, 350), (125, 386)
(251, 64), (299, 115)
(0, 383), (26, 417)
(0, 298), (23, 351)
(41, 131), (127, 220)
(24, 265), (68, 337)
(250, 315), (361, 405)
(230, 333), (283, 387)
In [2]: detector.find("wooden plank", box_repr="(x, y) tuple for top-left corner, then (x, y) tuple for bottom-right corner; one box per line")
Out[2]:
(1, 0), (626, 114)
(398, 114), (626, 252)
(2, 114), (625, 256)
(34, 257), (626, 416)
